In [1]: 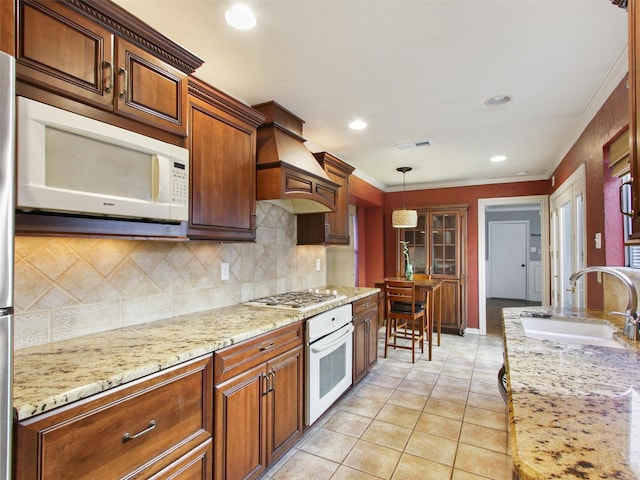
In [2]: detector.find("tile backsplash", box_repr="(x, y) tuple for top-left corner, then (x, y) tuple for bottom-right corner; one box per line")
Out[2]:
(13, 202), (326, 348)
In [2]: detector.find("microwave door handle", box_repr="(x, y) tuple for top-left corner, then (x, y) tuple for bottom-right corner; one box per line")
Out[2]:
(153, 154), (171, 203)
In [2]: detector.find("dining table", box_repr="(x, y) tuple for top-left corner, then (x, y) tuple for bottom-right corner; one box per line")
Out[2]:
(373, 277), (443, 352)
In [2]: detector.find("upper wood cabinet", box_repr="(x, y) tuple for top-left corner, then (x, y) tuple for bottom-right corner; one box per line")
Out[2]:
(297, 152), (354, 245)
(16, 0), (202, 140)
(187, 78), (265, 241)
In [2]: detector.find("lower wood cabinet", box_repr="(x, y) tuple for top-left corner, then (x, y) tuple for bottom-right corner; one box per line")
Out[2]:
(352, 295), (378, 385)
(15, 355), (213, 480)
(213, 322), (304, 480)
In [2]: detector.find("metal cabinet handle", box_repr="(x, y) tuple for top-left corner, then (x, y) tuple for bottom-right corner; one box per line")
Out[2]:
(122, 420), (156, 443)
(118, 67), (128, 99)
(102, 61), (113, 93)
(621, 179), (635, 217)
(259, 341), (275, 351)
(262, 373), (269, 396)
(268, 370), (275, 393)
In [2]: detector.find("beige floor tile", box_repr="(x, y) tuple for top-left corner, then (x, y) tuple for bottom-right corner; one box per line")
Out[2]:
(404, 430), (458, 466)
(451, 469), (493, 480)
(375, 404), (421, 429)
(404, 369), (439, 385)
(469, 378), (502, 397)
(423, 397), (466, 421)
(355, 383), (395, 403)
(396, 379), (434, 396)
(414, 412), (462, 441)
(410, 359), (443, 374)
(430, 385), (469, 405)
(459, 422), (508, 453)
(367, 373), (404, 389)
(330, 465), (381, 480)
(361, 419), (412, 451)
(464, 406), (507, 431)
(467, 391), (505, 413)
(377, 363), (412, 378)
(391, 452), (452, 480)
(300, 428), (358, 463)
(343, 440), (402, 479)
(271, 450), (339, 480)
(324, 410), (373, 437)
(436, 374), (471, 391)
(472, 370), (499, 385)
(386, 390), (428, 411)
(341, 395), (386, 418)
(454, 443), (512, 479)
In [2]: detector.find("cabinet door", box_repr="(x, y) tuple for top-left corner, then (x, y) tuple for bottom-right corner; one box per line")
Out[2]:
(324, 162), (351, 244)
(188, 99), (256, 241)
(439, 279), (462, 335)
(214, 363), (267, 480)
(430, 211), (460, 277)
(352, 314), (367, 385)
(366, 311), (378, 371)
(114, 37), (187, 136)
(147, 439), (213, 480)
(16, 0), (114, 110)
(266, 346), (304, 464)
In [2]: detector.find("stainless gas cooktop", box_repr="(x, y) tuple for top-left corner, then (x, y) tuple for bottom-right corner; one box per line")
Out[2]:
(244, 290), (346, 311)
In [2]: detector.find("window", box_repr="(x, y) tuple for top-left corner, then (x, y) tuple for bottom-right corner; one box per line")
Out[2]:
(621, 173), (640, 268)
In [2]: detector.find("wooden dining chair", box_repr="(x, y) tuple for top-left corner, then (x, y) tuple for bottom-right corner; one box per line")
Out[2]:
(384, 280), (431, 362)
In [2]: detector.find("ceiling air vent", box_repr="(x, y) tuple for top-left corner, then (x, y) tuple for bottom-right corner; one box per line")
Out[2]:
(396, 140), (431, 150)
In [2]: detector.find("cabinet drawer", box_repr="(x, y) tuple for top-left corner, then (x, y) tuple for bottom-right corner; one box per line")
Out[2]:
(214, 321), (302, 383)
(352, 295), (378, 316)
(16, 355), (213, 480)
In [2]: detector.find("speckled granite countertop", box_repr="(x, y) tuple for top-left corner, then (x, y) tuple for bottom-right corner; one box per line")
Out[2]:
(503, 306), (640, 480)
(13, 286), (378, 422)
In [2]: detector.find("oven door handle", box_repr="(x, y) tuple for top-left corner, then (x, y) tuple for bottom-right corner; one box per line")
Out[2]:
(310, 324), (354, 353)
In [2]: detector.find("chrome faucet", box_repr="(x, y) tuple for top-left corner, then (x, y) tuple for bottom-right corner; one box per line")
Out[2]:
(568, 266), (639, 340)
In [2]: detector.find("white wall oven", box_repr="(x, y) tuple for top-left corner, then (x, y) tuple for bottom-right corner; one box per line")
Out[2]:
(305, 304), (353, 426)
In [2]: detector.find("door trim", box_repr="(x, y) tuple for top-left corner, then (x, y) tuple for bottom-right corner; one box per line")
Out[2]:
(478, 195), (550, 335)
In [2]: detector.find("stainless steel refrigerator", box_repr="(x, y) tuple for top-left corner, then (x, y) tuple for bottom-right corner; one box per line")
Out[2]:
(0, 50), (15, 480)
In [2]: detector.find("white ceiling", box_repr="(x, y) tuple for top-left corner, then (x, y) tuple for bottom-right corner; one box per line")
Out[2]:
(113, 0), (629, 192)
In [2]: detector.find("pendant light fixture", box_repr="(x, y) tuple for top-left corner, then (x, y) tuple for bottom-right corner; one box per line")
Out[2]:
(392, 167), (418, 228)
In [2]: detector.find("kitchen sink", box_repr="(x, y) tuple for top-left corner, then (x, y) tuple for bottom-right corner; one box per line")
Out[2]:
(520, 315), (624, 349)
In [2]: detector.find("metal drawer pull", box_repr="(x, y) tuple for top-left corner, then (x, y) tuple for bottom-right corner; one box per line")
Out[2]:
(122, 420), (156, 443)
(259, 341), (275, 351)
(118, 67), (128, 99)
(102, 61), (113, 93)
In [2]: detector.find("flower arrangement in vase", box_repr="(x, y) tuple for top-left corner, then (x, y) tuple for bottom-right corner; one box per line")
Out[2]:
(400, 241), (413, 280)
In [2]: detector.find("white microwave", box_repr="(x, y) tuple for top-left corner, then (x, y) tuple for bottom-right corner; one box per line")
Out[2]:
(16, 97), (189, 222)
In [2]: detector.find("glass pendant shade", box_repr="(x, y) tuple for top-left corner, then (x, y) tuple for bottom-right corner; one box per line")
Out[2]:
(392, 209), (418, 228)
(393, 166), (418, 228)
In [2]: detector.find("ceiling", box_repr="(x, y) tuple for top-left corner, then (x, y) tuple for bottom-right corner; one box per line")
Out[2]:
(113, 0), (629, 192)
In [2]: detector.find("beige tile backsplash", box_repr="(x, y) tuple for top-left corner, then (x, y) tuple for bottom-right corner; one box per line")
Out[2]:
(13, 202), (326, 348)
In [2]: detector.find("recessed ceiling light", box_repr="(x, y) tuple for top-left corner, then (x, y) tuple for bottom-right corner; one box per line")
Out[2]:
(516, 170), (528, 176)
(349, 119), (367, 130)
(491, 155), (507, 162)
(225, 4), (256, 30)
(485, 94), (513, 106)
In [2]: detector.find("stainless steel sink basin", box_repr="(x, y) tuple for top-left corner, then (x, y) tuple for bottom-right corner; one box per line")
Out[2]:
(520, 316), (624, 349)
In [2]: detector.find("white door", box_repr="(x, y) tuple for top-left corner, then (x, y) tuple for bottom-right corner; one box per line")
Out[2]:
(489, 221), (528, 299)
(550, 166), (586, 308)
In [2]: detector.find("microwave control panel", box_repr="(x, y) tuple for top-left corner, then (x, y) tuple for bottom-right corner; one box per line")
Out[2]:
(171, 162), (188, 205)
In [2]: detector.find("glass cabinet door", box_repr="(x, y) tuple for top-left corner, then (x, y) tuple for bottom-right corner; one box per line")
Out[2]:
(430, 212), (458, 276)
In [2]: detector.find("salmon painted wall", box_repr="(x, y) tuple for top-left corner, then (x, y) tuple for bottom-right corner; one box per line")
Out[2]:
(550, 77), (629, 309)
(384, 181), (549, 330)
(350, 174), (385, 287)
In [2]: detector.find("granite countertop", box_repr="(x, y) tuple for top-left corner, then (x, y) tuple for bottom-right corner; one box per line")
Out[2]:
(503, 306), (640, 480)
(13, 286), (378, 422)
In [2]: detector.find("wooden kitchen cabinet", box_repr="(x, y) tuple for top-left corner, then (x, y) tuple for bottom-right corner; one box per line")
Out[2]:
(15, 355), (213, 480)
(187, 77), (265, 241)
(352, 295), (379, 385)
(297, 152), (355, 245)
(214, 322), (304, 480)
(16, 0), (202, 140)
(400, 205), (468, 335)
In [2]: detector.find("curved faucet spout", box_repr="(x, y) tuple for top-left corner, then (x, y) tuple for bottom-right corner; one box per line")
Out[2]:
(569, 266), (638, 339)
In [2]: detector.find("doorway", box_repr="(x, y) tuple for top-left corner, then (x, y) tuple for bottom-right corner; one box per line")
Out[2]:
(478, 196), (550, 335)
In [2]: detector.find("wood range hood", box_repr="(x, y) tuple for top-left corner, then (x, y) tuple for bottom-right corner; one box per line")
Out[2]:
(252, 101), (339, 214)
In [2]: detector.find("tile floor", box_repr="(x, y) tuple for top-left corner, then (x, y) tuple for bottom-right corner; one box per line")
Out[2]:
(263, 329), (512, 480)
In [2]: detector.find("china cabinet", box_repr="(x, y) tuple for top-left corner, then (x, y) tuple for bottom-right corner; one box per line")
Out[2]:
(399, 205), (468, 335)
